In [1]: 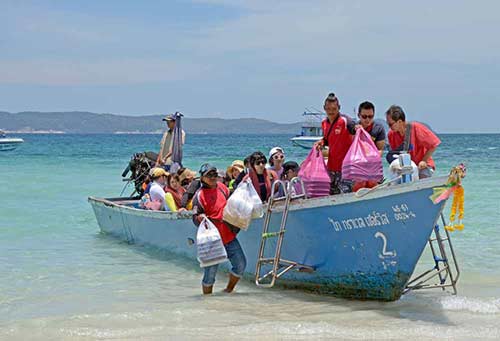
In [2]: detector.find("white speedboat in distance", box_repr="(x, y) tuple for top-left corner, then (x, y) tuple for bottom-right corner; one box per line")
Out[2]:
(290, 110), (324, 148)
(0, 130), (24, 151)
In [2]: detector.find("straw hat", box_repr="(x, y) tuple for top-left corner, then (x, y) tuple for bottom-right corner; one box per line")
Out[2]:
(226, 160), (245, 174)
(178, 167), (197, 182)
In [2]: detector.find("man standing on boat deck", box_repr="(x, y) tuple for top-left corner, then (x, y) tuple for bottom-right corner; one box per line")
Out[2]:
(385, 105), (440, 179)
(192, 163), (246, 295)
(314, 93), (355, 194)
(157, 114), (185, 171)
(355, 101), (386, 154)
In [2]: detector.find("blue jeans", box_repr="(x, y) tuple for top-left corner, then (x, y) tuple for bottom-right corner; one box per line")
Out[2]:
(202, 238), (246, 287)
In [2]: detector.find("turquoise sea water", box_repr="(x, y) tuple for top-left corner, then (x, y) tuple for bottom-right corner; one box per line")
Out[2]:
(1, 133), (500, 340)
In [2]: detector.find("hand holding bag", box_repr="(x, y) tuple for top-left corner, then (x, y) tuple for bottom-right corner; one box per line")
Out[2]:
(342, 128), (383, 181)
(223, 179), (263, 230)
(298, 148), (330, 197)
(196, 217), (228, 267)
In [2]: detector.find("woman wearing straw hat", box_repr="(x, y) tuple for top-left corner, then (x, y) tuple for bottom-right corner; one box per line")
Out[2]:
(226, 160), (245, 191)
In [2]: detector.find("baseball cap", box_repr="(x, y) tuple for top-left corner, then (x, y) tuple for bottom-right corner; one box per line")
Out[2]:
(269, 146), (285, 160)
(199, 163), (217, 177)
(150, 167), (169, 178)
(162, 114), (175, 122)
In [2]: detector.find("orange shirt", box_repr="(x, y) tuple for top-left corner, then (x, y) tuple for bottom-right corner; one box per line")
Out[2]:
(388, 121), (441, 169)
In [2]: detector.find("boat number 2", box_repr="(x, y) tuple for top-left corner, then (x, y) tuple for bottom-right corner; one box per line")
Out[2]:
(374, 232), (396, 257)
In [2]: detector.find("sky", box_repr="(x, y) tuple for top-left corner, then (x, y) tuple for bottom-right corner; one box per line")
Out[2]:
(1, 0), (499, 132)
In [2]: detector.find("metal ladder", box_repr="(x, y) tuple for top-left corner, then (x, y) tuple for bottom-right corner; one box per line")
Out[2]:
(404, 213), (460, 294)
(255, 178), (315, 288)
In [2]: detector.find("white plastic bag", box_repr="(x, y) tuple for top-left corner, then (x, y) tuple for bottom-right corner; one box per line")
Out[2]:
(196, 217), (228, 267)
(389, 158), (419, 183)
(223, 179), (263, 230)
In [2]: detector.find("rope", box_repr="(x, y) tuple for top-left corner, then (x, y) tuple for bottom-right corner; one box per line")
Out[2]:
(354, 176), (403, 198)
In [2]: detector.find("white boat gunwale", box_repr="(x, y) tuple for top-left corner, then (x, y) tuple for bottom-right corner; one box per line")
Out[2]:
(88, 175), (447, 218)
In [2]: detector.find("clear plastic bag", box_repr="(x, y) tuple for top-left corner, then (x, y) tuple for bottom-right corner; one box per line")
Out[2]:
(196, 217), (228, 267)
(223, 179), (263, 230)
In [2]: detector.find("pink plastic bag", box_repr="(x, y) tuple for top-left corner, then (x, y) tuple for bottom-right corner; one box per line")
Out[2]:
(144, 200), (163, 211)
(299, 148), (330, 197)
(341, 128), (383, 181)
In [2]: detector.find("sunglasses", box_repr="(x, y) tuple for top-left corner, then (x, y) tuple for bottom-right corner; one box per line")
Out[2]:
(273, 154), (284, 160)
(360, 114), (374, 119)
(205, 172), (218, 178)
(254, 160), (266, 166)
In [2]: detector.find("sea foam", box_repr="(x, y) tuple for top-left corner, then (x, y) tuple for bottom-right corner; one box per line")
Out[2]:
(439, 296), (500, 314)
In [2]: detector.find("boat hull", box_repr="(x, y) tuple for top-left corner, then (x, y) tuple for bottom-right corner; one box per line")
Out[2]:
(0, 138), (24, 151)
(290, 136), (322, 149)
(89, 177), (447, 301)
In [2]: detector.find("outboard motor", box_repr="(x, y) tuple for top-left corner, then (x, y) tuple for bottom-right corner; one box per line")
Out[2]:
(121, 151), (158, 196)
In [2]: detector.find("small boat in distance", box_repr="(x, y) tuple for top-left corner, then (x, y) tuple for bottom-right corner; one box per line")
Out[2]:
(290, 110), (324, 148)
(0, 130), (24, 152)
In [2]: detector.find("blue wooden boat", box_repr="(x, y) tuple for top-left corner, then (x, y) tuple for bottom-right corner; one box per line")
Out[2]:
(88, 176), (453, 301)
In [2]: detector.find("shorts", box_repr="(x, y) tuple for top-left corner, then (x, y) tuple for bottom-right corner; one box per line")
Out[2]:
(329, 171), (353, 195)
(202, 238), (247, 287)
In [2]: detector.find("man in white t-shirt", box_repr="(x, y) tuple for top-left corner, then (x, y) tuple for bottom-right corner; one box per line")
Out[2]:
(149, 168), (170, 211)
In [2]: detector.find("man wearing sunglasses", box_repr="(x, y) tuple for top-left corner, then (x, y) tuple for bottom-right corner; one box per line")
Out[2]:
(192, 163), (246, 294)
(314, 92), (356, 195)
(386, 105), (440, 179)
(355, 101), (386, 154)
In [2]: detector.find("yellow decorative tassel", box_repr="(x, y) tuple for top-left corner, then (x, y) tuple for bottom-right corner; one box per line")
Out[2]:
(443, 164), (466, 232)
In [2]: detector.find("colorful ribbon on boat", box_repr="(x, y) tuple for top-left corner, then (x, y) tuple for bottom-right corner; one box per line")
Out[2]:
(429, 163), (466, 232)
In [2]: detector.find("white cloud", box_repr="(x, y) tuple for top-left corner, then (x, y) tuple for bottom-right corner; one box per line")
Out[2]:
(191, 0), (500, 65)
(2, 0), (499, 86)
(0, 59), (210, 85)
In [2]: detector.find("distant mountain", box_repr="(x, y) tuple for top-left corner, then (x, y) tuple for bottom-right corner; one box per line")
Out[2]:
(0, 111), (302, 134)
